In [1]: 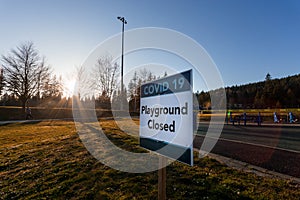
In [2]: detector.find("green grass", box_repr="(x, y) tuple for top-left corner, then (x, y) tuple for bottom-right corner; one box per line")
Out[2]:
(0, 120), (299, 199)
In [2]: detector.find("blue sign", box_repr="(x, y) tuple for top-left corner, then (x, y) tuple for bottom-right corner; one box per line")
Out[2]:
(140, 69), (193, 166)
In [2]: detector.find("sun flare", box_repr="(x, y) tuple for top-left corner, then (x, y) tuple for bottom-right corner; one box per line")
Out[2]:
(64, 79), (76, 97)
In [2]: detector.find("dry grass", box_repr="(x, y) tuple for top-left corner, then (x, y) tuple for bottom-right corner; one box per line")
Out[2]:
(0, 119), (299, 199)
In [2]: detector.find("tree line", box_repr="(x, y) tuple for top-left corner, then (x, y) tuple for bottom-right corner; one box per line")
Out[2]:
(1, 42), (299, 113)
(0, 42), (166, 113)
(196, 73), (300, 109)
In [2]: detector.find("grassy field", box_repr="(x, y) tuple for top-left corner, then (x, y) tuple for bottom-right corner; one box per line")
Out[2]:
(1, 119), (300, 199)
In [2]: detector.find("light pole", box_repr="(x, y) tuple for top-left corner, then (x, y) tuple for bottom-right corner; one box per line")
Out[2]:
(117, 16), (127, 110)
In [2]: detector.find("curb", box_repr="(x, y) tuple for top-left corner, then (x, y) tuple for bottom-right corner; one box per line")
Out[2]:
(206, 152), (300, 184)
(0, 118), (75, 125)
(199, 121), (300, 128)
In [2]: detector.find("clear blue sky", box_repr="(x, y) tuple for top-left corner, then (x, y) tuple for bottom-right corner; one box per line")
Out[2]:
(1, 0), (300, 89)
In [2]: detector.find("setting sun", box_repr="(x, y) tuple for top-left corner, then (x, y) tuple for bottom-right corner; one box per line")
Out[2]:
(63, 79), (76, 97)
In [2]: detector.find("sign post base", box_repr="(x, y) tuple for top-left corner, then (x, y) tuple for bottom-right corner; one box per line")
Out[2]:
(158, 156), (167, 200)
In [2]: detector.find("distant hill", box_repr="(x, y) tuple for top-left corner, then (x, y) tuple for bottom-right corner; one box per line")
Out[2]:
(196, 73), (300, 109)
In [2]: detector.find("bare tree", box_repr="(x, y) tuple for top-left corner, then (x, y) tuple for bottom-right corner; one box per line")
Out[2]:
(74, 65), (91, 100)
(1, 42), (51, 112)
(42, 75), (63, 99)
(128, 71), (138, 99)
(127, 68), (158, 98)
(36, 60), (51, 99)
(127, 68), (160, 112)
(92, 56), (119, 99)
(141, 68), (157, 82)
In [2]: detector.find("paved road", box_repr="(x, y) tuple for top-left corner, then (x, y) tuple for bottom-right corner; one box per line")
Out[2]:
(0, 118), (74, 125)
(194, 122), (300, 178)
(0, 119), (43, 125)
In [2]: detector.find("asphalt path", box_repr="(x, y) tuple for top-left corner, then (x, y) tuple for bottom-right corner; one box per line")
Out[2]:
(194, 122), (300, 178)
